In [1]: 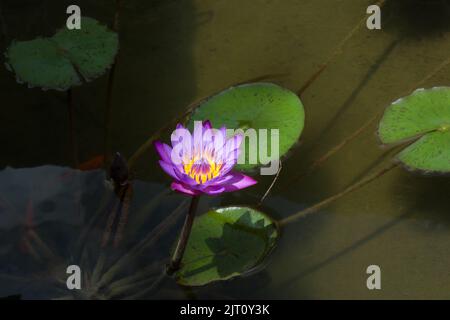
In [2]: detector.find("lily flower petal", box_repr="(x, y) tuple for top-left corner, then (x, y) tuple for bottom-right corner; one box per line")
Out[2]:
(225, 172), (257, 190)
(171, 181), (200, 196)
(202, 120), (212, 130)
(154, 141), (173, 164)
(158, 160), (179, 180)
(203, 172), (257, 194)
(202, 186), (227, 195)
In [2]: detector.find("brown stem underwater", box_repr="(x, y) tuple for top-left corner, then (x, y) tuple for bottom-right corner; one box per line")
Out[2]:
(279, 162), (399, 227)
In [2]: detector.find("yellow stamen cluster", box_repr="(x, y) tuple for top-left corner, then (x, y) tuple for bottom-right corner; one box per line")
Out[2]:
(183, 152), (223, 184)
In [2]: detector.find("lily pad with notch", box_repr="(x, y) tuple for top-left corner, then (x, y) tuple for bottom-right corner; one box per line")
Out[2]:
(188, 83), (305, 171)
(5, 17), (118, 91)
(175, 206), (279, 286)
(378, 87), (450, 173)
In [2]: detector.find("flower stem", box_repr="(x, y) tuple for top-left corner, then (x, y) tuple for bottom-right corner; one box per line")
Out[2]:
(288, 113), (379, 185)
(167, 196), (200, 275)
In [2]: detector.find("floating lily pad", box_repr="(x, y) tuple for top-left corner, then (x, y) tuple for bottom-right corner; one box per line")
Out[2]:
(175, 206), (278, 286)
(378, 87), (450, 172)
(5, 17), (118, 91)
(52, 17), (119, 82)
(188, 83), (305, 171)
(5, 38), (82, 90)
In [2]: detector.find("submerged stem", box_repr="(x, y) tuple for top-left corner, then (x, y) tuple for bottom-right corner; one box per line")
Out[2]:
(291, 113), (379, 185)
(103, 0), (122, 166)
(297, 0), (386, 95)
(288, 47), (450, 188)
(113, 0), (122, 31)
(104, 66), (117, 166)
(167, 196), (200, 274)
(67, 89), (78, 167)
(279, 162), (399, 227)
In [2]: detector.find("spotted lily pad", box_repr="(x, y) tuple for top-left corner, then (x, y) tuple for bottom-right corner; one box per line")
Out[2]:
(378, 87), (450, 172)
(188, 83), (305, 171)
(175, 206), (278, 286)
(5, 17), (118, 91)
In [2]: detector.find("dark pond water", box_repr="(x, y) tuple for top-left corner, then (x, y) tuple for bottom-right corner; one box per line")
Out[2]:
(2, 0), (450, 299)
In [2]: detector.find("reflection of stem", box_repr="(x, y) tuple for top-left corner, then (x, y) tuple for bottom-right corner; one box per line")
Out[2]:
(108, 274), (159, 299)
(167, 196), (200, 274)
(297, 0), (386, 95)
(314, 38), (402, 143)
(91, 253), (106, 285)
(304, 37), (402, 160)
(290, 114), (378, 184)
(67, 89), (78, 167)
(275, 208), (414, 292)
(22, 237), (41, 262)
(106, 260), (163, 294)
(288, 36), (402, 186)
(312, 115), (376, 167)
(279, 162), (399, 226)
(28, 230), (58, 262)
(125, 272), (167, 299)
(103, 0), (122, 166)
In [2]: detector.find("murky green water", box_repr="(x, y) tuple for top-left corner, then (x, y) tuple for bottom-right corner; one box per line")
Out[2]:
(2, 0), (450, 299)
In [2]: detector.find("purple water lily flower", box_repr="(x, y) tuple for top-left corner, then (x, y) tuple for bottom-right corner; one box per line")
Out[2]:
(154, 120), (257, 196)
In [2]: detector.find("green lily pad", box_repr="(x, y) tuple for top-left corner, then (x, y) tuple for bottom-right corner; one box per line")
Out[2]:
(52, 17), (119, 82)
(378, 87), (450, 172)
(5, 17), (118, 91)
(5, 38), (82, 90)
(175, 206), (278, 286)
(188, 83), (305, 171)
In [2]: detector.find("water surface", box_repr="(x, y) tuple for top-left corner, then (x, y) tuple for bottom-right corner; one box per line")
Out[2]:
(2, 0), (450, 299)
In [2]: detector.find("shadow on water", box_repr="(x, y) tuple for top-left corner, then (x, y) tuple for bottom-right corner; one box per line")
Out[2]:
(384, 0), (450, 38)
(392, 170), (450, 226)
(273, 207), (415, 296)
(310, 37), (401, 147)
